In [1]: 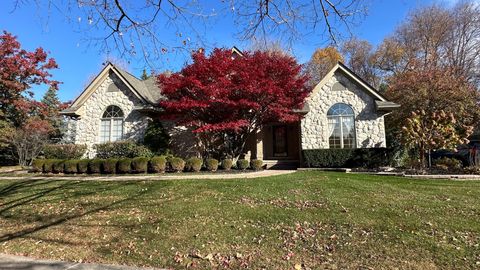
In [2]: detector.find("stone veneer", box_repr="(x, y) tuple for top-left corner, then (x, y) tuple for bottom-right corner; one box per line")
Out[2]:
(301, 71), (386, 149)
(73, 72), (149, 157)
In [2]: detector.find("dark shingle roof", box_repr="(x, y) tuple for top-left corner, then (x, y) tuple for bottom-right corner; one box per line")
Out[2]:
(113, 65), (163, 104)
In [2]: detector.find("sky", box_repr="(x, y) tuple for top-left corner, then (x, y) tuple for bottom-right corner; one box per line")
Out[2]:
(0, 0), (458, 102)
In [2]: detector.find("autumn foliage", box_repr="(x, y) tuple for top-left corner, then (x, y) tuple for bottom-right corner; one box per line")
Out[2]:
(158, 48), (309, 158)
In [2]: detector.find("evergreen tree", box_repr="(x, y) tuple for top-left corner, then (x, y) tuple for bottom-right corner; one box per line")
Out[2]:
(40, 86), (63, 142)
(141, 68), (149, 80)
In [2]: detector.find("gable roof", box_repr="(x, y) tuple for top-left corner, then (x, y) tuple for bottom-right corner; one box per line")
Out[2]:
(61, 62), (162, 116)
(305, 62), (399, 112)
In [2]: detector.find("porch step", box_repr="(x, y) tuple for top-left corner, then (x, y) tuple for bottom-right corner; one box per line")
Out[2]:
(264, 160), (299, 170)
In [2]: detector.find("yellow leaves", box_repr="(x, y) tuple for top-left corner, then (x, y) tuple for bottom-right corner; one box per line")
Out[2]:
(311, 47), (344, 65)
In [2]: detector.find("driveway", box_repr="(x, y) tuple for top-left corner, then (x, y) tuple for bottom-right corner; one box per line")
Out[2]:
(0, 254), (165, 270)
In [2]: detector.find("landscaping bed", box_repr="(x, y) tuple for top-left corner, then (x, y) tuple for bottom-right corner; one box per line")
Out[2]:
(0, 171), (479, 269)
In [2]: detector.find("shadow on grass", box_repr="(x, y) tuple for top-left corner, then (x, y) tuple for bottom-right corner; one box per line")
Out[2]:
(0, 179), (151, 243)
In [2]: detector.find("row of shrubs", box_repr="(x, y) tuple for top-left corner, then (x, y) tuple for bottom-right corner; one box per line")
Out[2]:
(32, 157), (264, 174)
(302, 148), (394, 168)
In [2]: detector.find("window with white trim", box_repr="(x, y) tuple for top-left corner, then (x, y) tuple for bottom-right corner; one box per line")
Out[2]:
(327, 103), (356, 149)
(99, 105), (124, 143)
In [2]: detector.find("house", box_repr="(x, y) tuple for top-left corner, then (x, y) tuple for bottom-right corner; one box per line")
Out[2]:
(61, 55), (399, 166)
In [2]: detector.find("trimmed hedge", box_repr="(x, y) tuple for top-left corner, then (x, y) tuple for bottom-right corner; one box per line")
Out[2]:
(250, 159), (263, 171)
(117, 158), (132, 174)
(132, 157), (149, 173)
(221, 159), (233, 171)
(64, 160), (79, 174)
(43, 159), (55, 173)
(32, 159), (45, 173)
(88, 159), (103, 174)
(170, 157), (185, 172)
(102, 158), (118, 174)
(94, 141), (153, 159)
(52, 160), (65, 174)
(205, 158), (219, 172)
(77, 159), (89, 174)
(185, 157), (203, 172)
(302, 148), (394, 168)
(149, 156), (167, 173)
(237, 159), (249, 170)
(43, 144), (87, 159)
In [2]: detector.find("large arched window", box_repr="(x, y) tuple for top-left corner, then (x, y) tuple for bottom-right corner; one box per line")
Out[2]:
(99, 105), (124, 143)
(327, 103), (356, 149)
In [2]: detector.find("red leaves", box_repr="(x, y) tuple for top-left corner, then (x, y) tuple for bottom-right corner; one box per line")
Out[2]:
(0, 31), (60, 125)
(157, 48), (309, 134)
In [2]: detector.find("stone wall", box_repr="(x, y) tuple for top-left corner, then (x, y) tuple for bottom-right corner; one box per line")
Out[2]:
(73, 71), (149, 158)
(301, 71), (386, 149)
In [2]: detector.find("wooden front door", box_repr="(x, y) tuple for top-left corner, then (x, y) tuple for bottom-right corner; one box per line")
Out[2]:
(273, 125), (288, 157)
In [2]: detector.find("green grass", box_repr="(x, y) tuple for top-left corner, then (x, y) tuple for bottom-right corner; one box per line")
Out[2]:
(0, 171), (479, 269)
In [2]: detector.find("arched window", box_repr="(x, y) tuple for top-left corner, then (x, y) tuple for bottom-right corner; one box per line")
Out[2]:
(327, 103), (355, 149)
(99, 105), (124, 143)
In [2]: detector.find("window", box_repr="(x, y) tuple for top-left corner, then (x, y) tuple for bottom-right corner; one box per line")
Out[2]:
(327, 103), (355, 149)
(99, 105), (124, 143)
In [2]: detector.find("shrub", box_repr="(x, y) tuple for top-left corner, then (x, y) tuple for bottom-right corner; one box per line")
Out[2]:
(170, 157), (185, 172)
(88, 159), (103, 174)
(149, 156), (167, 173)
(143, 121), (170, 154)
(31, 159), (45, 173)
(221, 159), (233, 171)
(52, 159), (65, 174)
(205, 158), (219, 172)
(237, 159), (249, 170)
(43, 144), (87, 159)
(117, 158), (132, 174)
(434, 157), (462, 171)
(302, 148), (394, 168)
(42, 159), (55, 173)
(132, 157), (149, 173)
(77, 159), (89, 174)
(185, 157), (203, 172)
(102, 158), (118, 174)
(64, 160), (79, 174)
(94, 141), (153, 159)
(250, 159), (263, 171)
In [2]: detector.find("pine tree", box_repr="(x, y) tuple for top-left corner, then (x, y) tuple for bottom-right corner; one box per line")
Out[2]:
(41, 86), (60, 111)
(40, 86), (63, 142)
(141, 68), (149, 80)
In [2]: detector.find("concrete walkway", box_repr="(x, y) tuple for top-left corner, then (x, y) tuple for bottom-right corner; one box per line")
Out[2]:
(0, 170), (296, 181)
(0, 254), (164, 270)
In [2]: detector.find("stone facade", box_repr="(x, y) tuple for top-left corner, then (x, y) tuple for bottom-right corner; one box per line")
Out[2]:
(72, 71), (149, 157)
(301, 71), (386, 149)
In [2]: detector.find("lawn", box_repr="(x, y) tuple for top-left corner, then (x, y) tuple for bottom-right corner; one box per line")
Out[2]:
(0, 171), (479, 269)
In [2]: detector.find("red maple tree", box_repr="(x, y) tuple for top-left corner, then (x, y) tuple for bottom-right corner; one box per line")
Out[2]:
(158, 48), (309, 158)
(0, 31), (59, 126)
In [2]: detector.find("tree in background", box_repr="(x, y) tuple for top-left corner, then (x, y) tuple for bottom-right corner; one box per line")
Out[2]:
(40, 86), (69, 142)
(305, 47), (344, 87)
(158, 48), (309, 159)
(342, 38), (382, 88)
(402, 110), (473, 168)
(0, 31), (59, 127)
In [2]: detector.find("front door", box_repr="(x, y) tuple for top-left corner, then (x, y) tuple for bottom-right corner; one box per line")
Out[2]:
(273, 126), (288, 157)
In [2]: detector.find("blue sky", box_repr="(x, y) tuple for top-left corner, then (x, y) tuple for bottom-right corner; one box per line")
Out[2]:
(0, 0), (454, 102)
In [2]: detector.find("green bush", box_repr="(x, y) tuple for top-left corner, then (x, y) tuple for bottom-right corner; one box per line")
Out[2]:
(143, 121), (170, 154)
(88, 159), (103, 174)
(117, 158), (132, 174)
(42, 159), (55, 173)
(43, 144), (87, 159)
(302, 148), (394, 168)
(94, 141), (153, 159)
(64, 160), (79, 174)
(237, 159), (249, 170)
(52, 160), (65, 174)
(77, 159), (89, 174)
(149, 156), (167, 173)
(250, 159), (263, 171)
(221, 159), (233, 171)
(102, 158), (118, 174)
(170, 157), (185, 172)
(132, 157), (149, 173)
(31, 159), (45, 173)
(205, 158), (219, 172)
(185, 157), (203, 172)
(434, 157), (462, 171)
